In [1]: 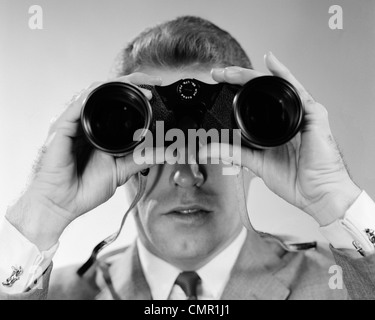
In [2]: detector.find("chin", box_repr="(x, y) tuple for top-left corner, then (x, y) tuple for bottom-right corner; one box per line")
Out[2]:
(160, 232), (215, 261)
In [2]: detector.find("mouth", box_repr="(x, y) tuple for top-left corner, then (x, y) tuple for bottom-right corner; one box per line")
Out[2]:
(165, 206), (212, 222)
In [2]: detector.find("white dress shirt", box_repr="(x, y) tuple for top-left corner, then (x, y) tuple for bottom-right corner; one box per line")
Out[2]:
(137, 228), (247, 300)
(1, 190), (375, 296)
(319, 191), (375, 252)
(0, 218), (58, 294)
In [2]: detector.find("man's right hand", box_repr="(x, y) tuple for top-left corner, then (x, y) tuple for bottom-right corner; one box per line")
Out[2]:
(5, 73), (163, 251)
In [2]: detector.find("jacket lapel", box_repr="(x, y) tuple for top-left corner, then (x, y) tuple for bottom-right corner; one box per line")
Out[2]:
(96, 242), (152, 300)
(221, 231), (291, 300)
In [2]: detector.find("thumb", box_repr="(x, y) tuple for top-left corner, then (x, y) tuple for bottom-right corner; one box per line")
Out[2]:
(198, 142), (263, 177)
(115, 147), (174, 186)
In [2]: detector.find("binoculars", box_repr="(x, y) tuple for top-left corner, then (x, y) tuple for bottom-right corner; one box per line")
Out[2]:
(80, 76), (304, 156)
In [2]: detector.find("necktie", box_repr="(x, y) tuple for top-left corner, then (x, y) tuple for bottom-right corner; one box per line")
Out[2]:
(175, 271), (201, 300)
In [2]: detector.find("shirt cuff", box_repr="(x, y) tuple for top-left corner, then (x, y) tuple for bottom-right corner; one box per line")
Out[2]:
(319, 191), (375, 253)
(0, 215), (58, 294)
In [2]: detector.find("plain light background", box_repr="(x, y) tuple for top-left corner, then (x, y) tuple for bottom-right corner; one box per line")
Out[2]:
(1, 0), (375, 268)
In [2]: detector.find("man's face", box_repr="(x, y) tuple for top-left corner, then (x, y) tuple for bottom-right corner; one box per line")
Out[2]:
(130, 67), (252, 270)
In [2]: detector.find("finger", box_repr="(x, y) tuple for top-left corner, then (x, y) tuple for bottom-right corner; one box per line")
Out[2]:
(117, 72), (162, 86)
(211, 67), (265, 85)
(48, 87), (94, 137)
(139, 88), (152, 100)
(264, 52), (314, 103)
(198, 142), (263, 177)
(47, 92), (87, 137)
(115, 147), (175, 186)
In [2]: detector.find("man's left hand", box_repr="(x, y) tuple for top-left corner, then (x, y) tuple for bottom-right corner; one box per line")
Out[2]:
(204, 52), (361, 226)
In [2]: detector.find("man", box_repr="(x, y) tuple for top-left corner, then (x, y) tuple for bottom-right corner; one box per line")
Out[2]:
(1, 16), (375, 300)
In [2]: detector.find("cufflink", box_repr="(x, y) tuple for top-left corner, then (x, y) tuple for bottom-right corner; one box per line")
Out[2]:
(352, 241), (365, 256)
(351, 229), (375, 257)
(2, 266), (23, 287)
(365, 229), (375, 247)
(353, 228), (375, 257)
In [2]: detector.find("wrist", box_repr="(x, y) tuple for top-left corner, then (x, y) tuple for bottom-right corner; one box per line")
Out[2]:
(5, 191), (71, 251)
(308, 181), (362, 227)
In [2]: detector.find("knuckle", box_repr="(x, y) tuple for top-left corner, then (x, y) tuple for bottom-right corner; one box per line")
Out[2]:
(315, 102), (329, 117)
(48, 117), (57, 132)
(280, 65), (292, 76)
(304, 99), (329, 119)
(67, 90), (86, 107)
(274, 64), (292, 78)
(55, 123), (75, 137)
(48, 115), (62, 135)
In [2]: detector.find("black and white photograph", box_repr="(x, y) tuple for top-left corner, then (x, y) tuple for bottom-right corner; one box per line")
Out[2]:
(1, 0), (375, 303)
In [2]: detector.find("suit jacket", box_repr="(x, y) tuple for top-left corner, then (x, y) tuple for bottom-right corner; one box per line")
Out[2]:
(2, 231), (375, 300)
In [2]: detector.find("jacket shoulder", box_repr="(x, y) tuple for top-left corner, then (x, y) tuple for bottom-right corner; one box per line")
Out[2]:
(48, 246), (131, 300)
(278, 242), (349, 299)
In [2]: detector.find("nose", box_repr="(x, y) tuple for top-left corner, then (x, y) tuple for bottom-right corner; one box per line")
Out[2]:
(171, 146), (205, 188)
(172, 162), (205, 188)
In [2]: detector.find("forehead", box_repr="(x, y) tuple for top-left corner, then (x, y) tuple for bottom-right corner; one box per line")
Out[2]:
(137, 66), (218, 86)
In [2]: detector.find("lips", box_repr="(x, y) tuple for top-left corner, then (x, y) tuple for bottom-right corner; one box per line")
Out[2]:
(166, 205), (211, 215)
(163, 205), (212, 226)
(175, 209), (203, 214)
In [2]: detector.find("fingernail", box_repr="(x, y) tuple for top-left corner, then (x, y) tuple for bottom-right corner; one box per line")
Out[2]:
(143, 90), (152, 100)
(268, 51), (280, 64)
(225, 67), (243, 76)
(150, 76), (162, 85)
(226, 66), (243, 72)
(264, 51), (272, 60)
(211, 68), (225, 77)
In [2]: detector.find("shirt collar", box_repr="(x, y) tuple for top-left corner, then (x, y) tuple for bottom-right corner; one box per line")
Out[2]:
(137, 239), (180, 300)
(197, 227), (247, 299)
(137, 228), (247, 300)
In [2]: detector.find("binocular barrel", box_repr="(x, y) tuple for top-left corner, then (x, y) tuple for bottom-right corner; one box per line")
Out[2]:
(81, 76), (303, 155)
(81, 82), (152, 155)
(233, 76), (303, 148)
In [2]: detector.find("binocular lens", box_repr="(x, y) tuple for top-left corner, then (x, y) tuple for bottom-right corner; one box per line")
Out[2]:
(234, 76), (303, 148)
(81, 83), (152, 155)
